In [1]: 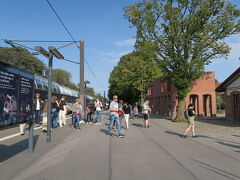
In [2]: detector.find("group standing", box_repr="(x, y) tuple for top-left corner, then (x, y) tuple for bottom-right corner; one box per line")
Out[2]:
(19, 93), (198, 140)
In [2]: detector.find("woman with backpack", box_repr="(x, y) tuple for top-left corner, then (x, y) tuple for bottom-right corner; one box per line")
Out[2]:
(181, 103), (197, 138)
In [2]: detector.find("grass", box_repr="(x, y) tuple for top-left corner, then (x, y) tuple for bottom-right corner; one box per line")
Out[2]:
(217, 109), (225, 114)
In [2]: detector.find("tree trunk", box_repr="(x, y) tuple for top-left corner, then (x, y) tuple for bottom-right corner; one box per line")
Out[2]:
(176, 97), (186, 121)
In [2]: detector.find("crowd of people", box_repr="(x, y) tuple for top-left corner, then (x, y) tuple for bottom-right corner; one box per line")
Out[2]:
(19, 93), (197, 139)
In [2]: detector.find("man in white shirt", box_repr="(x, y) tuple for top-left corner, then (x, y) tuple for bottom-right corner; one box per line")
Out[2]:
(108, 95), (124, 138)
(33, 93), (43, 127)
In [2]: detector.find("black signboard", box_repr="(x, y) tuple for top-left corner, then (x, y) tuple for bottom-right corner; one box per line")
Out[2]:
(0, 63), (34, 127)
(0, 64), (19, 126)
(19, 71), (34, 124)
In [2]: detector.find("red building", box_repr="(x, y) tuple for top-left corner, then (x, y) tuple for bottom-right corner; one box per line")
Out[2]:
(147, 72), (216, 119)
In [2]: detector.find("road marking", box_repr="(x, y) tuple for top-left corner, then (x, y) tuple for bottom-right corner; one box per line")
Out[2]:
(0, 117), (73, 142)
(0, 127), (42, 142)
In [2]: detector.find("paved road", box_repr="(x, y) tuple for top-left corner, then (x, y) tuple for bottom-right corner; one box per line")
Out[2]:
(0, 114), (240, 180)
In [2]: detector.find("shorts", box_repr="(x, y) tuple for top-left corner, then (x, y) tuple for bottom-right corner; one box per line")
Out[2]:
(187, 116), (195, 125)
(143, 114), (149, 120)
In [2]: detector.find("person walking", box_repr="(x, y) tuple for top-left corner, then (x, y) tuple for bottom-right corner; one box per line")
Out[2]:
(72, 99), (82, 130)
(95, 99), (103, 125)
(142, 100), (151, 128)
(123, 102), (131, 129)
(108, 95), (124, 138)
(181, 104), (197, 138)
(33, 93), (44, 127)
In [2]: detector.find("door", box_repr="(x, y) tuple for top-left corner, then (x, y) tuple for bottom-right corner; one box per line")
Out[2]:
(233, 94), (240, 122)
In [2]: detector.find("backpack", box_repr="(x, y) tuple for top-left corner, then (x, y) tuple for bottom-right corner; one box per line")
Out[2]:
(184, 109), (189, 119)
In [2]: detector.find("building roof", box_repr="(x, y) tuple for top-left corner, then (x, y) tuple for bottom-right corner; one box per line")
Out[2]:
(216, 67), (240, 92)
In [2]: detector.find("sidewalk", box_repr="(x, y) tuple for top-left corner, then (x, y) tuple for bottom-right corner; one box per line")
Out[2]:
(0, 114), (240, 180)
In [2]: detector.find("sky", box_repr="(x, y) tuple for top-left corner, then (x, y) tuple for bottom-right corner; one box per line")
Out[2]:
(0, 0), (240, 96)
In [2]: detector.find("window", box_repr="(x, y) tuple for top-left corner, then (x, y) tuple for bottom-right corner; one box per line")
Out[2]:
(42, 81), (48, 91)
(35, 79), (43, 90)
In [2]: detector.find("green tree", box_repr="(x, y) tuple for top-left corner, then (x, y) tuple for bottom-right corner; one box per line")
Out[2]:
(0, 46), (46, 75)
(86, 87), (95, 97)
(52, 69), (78, 90)
(124, 0), (240, 120)
(108, 51), (161, 104)
(95, 93), (104, 101)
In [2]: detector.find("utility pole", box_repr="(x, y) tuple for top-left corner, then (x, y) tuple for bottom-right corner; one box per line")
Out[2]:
(79, 40), (85, 120)
(103, 90), (106, 102)
(47, 53), (53, 142)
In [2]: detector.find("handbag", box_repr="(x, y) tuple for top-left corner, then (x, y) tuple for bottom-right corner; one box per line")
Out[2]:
(118, 111), (123, 116)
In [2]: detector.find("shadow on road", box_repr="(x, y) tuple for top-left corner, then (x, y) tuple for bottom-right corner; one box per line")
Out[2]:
(165, 131), (182, 136)
(195, 118), (240, 127)
(100, 129), (109, 135)
(191, 158), (240, 180)
(132, 123), (143, 128)
(0, 135), (39, 162)
(233, 135), (240, 138)
(216, 141), (240, 149)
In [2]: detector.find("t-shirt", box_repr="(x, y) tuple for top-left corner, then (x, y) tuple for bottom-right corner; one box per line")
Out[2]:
(59, 100), (66, 111)
(110, 101), (119, 117)
(36, 99), (40, 110)
(142, 103), (149, 114)
(123, 106), (131, 114)
(95, 101), (102, 111)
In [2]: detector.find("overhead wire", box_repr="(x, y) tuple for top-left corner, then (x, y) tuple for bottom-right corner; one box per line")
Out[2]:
(57, 42), (76, 49)
(11, 40), (79, 42)
(6, 40), (80, 64)
(46, 0), (79, 48)
(46, 0), (104, 90)
(84, 58), (104, 89)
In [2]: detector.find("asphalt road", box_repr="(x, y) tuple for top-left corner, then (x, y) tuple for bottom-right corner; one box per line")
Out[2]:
(1, 114), (240, 180)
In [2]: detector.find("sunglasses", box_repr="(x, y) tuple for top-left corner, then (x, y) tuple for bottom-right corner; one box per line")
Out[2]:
(114, 98), (118, 99)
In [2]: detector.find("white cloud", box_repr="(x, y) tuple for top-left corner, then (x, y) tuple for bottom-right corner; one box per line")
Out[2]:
(99, 50), (132, 63)
(114, 38), (135, 47)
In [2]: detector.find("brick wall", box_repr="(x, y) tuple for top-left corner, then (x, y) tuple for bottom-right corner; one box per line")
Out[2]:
(148, 72), (216, 119)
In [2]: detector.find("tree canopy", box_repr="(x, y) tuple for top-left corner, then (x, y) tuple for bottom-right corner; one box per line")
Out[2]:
(124, 0), (240, 119)
(0, 46), (46, 75)
(108, 51), (161, 104)
(52, 69), (78, 90)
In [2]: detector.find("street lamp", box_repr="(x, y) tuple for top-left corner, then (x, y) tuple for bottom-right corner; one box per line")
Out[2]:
(35, 46), (64, 142)
(84, 80), (90, 121)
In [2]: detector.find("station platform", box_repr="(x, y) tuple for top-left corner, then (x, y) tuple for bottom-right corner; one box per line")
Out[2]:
(0, 113), (240, 180)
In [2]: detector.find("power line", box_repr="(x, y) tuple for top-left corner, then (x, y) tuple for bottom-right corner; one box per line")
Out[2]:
(6, 40), (36, 51)
(84, 58), (104, 89)
(57, 42), (76, 49)
(62, 58), (79, 64)
(11, 40), (79, 42)
(46, 0), (104, 89)
(46, 0), (79, 48)
(6, 40), (80, 64)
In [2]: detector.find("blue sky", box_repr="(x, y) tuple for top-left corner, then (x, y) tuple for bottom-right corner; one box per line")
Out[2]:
(0, 0), (240, 96)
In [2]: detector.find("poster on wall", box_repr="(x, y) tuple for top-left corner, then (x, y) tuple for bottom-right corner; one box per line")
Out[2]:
(18, 70), (34, 124)
(0, 63), (19, 126)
